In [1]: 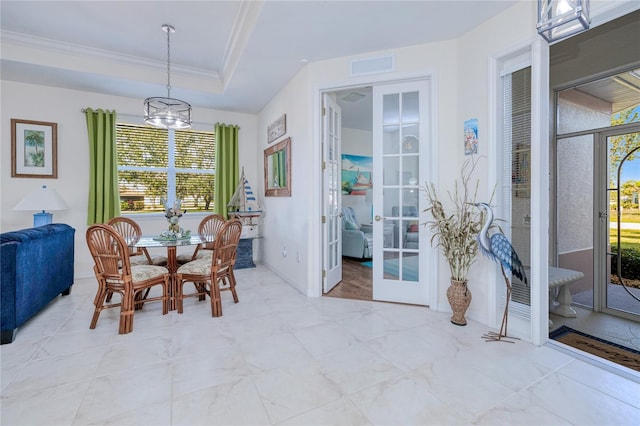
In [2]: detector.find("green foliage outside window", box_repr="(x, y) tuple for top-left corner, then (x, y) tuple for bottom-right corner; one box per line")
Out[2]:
(116, 124), (215, 213)
(608, 106), (640, 188)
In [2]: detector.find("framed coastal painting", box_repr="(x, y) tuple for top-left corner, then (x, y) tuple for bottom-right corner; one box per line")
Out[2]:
(341, 154), (372, 195)
(11, 119), (58, 178)
(464, 118), (478, 155)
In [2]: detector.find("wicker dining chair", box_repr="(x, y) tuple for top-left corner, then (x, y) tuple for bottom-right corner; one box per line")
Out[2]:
(86, 224), (170, 334)
(175, 219), (242, 317)
(176, 214), (226, 265)
(107, 217), (167, 266)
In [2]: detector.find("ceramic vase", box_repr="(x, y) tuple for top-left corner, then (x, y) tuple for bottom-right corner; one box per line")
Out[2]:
(168, 217), (181, 234)
(447, 279), (472, 326)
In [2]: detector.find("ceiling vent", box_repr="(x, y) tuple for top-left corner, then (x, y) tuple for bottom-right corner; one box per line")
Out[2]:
(341, 92), (366, 103)
(350, 55), (394, 77)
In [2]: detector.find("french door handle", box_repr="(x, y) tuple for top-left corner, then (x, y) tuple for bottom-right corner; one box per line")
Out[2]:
(374, 215), (386, 222)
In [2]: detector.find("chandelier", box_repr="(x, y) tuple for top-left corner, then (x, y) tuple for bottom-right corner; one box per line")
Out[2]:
(537, 0), (590, 43)
(144, 24), (192, 129)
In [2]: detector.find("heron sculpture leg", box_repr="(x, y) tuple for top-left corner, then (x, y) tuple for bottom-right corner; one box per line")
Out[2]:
(483, 265), (519, 343)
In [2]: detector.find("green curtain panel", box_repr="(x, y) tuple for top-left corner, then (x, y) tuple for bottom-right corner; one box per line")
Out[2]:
(214, 123), (240, 218)
(272, 152), (280, 187)
(85, 108), (120, 224)
(277, 150), (286, 188)
(272, 150), (286, 188)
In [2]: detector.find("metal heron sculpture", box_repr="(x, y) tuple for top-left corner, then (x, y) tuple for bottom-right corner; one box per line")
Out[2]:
(474, 202), (528, 342)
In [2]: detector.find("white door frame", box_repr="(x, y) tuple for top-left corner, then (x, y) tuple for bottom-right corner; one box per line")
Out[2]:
(488, 39), (549, 345)
(371, 79), (433, 305)
(313, 71), (439, 309)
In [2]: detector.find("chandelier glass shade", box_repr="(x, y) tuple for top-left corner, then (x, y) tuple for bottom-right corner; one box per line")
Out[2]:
(144, 24), (191, 129)
(537, 0), (590, 43)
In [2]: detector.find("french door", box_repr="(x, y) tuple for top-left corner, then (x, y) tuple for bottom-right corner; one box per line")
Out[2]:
(322, 93), (342, 293)
(557, 125), (640, 322)
(371, 80), (433, 305)
(603, 127), (640, 320)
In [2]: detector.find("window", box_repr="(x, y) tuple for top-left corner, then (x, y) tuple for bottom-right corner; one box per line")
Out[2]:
(116, 123), (215, 214)
(502, 66), (532, 307)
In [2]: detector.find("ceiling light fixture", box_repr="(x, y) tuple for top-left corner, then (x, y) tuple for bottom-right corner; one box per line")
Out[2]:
(537, 0), (590, 43)
(144, 24), (192, 129)
(342, 92), (366, 103)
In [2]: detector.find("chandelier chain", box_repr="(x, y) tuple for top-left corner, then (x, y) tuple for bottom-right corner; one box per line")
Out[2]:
(144, 23), (191, 129)
(166, 25), (171, 97)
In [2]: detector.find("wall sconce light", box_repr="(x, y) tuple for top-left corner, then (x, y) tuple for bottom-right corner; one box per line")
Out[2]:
(537, 0), (590, 43)
(13, 185), (69, 227)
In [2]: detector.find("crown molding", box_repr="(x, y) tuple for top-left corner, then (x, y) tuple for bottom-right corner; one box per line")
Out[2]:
(1, 29), (220, 81)
(220, 0), (264, 89)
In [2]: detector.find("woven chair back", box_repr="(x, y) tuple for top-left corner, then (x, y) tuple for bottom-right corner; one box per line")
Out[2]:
(107, 217), (145, 258)
(212, 219), (242, 270)
(198, 214), (227, 249)
(86, 224), (132, 283)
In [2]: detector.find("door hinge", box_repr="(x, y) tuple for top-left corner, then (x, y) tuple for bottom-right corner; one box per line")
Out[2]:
(322, 107), (326, 116)
(322, 215), (326, 224)
(322, 269), (326, 278)
(322, 161), (326, 171)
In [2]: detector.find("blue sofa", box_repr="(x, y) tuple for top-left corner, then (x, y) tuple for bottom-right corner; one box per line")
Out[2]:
(1, 224), (75, 344)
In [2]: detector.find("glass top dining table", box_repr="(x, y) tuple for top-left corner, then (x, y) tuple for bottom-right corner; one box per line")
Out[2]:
(132, 234), (209, 249)
(129, 234), (212, 310)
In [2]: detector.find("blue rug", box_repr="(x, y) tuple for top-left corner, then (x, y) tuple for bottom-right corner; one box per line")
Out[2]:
(361, 260), (373, 268)
(383, 256), (418, 281)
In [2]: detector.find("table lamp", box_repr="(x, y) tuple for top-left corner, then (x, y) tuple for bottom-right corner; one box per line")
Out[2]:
(13, 185), (69, 227)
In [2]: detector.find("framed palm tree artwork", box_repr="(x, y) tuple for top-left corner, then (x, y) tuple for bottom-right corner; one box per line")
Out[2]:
(11, 119), (57, 178)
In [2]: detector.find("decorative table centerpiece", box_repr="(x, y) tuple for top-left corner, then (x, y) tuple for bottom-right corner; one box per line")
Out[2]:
(158, 198), (191, 240)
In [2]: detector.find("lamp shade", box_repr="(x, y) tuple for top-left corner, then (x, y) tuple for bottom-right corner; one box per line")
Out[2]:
(13, 185), (69, 212)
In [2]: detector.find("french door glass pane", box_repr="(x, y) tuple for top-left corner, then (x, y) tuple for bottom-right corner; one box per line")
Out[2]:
(382, 90), (420, 282)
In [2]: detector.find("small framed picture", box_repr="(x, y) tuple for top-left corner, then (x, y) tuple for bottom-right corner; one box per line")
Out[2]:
(267, 114), (286, 144)
(11, 119), (58, 178)
(464, 118), (478, 155)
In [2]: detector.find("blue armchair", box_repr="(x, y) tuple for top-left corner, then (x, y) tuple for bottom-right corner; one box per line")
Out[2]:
(392, 205), (419, 249)
(342, 206), (373, 259)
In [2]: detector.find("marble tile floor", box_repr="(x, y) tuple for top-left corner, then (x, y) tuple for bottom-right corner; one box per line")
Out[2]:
(1, 265), (639, 425)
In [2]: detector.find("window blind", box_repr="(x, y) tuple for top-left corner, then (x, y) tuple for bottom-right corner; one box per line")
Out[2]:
(116, 123), (215, 213)
(503, 67), (532, 307)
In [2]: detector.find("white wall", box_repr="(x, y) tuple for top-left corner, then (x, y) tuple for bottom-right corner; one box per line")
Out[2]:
(257, 1), (539, 326)
(1, 80), (259, 278)
(256, 67), (313, 292)
(342, 127), (372, 156)
(455, 2), (538, 325)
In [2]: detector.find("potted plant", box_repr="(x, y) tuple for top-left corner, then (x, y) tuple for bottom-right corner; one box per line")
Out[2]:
(424, 158), (485, 325)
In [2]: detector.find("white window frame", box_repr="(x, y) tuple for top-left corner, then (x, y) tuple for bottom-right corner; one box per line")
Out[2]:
(116, 123), (216, 214)
(490, 39), (550, 345)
